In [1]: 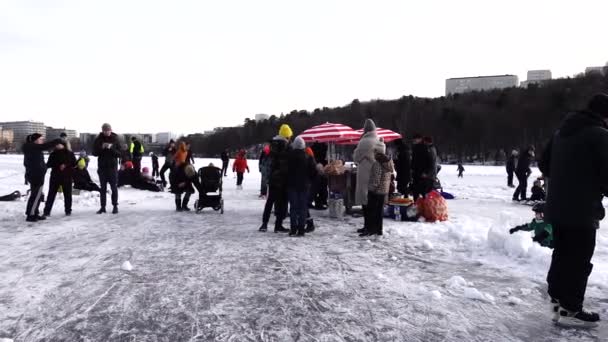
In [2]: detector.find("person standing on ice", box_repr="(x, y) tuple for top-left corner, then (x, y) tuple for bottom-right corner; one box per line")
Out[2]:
(360, 147), (394, 237)
(410, 133), (429, 200)
(393, 138), (412, 197)
(232, 150), (250, 190)
(22, 133), (62, 222)
(538, 93), (608, 328)
(457, 163), (465, 178)
(221, 149), (230, 177)
(160, 139), (176, 187)
(129, 136), (145, 174)
(43, 141), (77, 217)
(512, 146), (534, 202)
(353, 119), (386, 234)
(506, 149), (518, 188)
(423, 136), (439, 192)
(258, 144), (272, 199)
(93, 123), (122, 214)
(286, 136), (317, 236)
(259, 124), (293, 233)
(150, 152), (160, 179)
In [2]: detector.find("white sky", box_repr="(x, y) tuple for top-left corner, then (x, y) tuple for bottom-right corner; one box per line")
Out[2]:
(1, 0), (607, 135)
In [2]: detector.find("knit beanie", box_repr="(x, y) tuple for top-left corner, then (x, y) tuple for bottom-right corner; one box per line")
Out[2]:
(279, 124), (293, 139)
(363, 119), (377, 134)
(588, 93), (608, 117)
(102, 123), (112, 131)
(292, 136), (306, 150)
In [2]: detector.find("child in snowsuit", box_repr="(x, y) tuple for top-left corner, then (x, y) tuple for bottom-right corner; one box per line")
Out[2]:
(73, 158), (101, 192)
(457, 164), (465, 178)
(509, 203), (553, 248)
(43, 141), (77, 217)
(529, 178), (546, 202)
(150, 152), (160, 178)
(232, 150), (250, 190)
(361, 148), (395, 237)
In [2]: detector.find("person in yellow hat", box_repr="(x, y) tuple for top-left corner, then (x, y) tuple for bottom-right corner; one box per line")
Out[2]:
(259, 124), (293, 232)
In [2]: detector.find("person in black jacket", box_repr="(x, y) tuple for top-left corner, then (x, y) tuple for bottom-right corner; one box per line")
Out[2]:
(506, 150), (518, 188)
(393, 139), (412, 196)
(160, 140), (176, 187)
(150, 152), (160, 178)
(538, 94), (608, 328)
(93, 123), (122, 214)
(259, 125), (293, 233)
(170, 164), (197, 211)
(287, 136), (317, 236)
(73, 157), (101, 192)
(23, 133), (62, 222)
(512, 146), (535, 201)
(43, 142), (77, 217)
(220, 150), (230, 177)
(411, 134), (429, 200)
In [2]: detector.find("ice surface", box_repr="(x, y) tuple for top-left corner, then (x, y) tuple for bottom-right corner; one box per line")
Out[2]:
(0, 155), (606, 341)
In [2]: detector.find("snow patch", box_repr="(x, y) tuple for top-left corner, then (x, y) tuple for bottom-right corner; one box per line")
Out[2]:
(428, 290), (442, 300)
(463, 287), (494, 303)
(121, 261), (133, 271)
(446, 276), (473, 289)
(507, 296), (523, 305)
(0, 338), (14, 342)
(422, 240), (434, 251)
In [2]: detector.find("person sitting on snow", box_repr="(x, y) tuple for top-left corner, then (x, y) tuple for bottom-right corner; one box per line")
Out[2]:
(73, 155), (102, 192)
(529, 178), (546, 202)
(509, 202), (553, 248)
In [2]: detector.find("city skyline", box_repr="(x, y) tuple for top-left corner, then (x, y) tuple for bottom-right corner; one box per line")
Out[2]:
(1, 0), (608, 133)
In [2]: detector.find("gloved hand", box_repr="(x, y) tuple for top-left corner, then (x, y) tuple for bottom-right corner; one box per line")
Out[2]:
(509, 228), (519, 234)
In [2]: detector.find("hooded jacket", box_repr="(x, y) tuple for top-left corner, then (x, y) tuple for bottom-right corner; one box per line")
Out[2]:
(93, 132), (122, 170)
(23, 139), (60, 185)
(47, 148), (77, 181)
(233, 152), (250, 173)
(540, 111), (608, 229)
(268, 135), (291, 188)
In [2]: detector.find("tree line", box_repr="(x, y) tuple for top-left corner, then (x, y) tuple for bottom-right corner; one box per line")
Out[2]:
(187, 73), (608, 162)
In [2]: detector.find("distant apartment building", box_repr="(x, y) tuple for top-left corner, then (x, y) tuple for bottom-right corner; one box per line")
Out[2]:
(446, 75), (519, 95)
(521, 70), (552, 87)
(46, 127), (77, 140)
(254, 114), (270, 121)
(155, 132), (178, 145)
(0, 121), (46, 147)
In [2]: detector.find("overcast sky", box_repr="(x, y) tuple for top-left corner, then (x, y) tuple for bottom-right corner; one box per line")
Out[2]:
(1, 0), (607, 135)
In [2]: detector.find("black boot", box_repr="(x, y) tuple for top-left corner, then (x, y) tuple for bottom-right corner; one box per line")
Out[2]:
(305, 219), (315, 233)
(259, 222), (268, 232)
(289, 226), (297, 236)
(97, 207), (106, 214)
(297, 225), (306, 236)
(182, 196), (191, 211)
(112, 206), (119, 214)
(175, 196), (182, 212)
(26, 215), (38, 222)
(274, 222), (289, 233)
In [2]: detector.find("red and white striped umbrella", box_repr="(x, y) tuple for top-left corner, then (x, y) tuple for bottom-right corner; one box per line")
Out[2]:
(298, 122), (360, 143)
(336, 128), (402, 144)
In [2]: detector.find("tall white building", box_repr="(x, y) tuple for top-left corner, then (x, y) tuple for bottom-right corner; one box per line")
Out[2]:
(521, 70), (552, 87)
(0, 121), (46, 146)
(446, 75), (519, 95)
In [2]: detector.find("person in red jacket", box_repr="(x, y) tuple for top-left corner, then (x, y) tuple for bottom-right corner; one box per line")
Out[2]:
(232, 150), (250, 190)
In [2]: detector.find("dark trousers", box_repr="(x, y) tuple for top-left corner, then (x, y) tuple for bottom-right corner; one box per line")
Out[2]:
(288, 190), (308, 229)
(25, 182), (44, 217)
(547, 227), (596, 312)
(160, 163), (172, 185)
(412, 176), (431, 200)
(365, 192), (385, 235)
(458, 172), (463, 178)
(507, 170), (514, 187)
(98, 169), (118, 208)
(262, 186), (287, 225)
(152, 166), (160, 178)
(396, 178), (410, 197)
(133, 158), (142, 173)
(221, 161), (229, 176)
(44, 177), (72, 215)
(513, 173), (528, 200)
(260, 174), (269, 196)
(236, 172), (244, 186)
(310, 176), (328, 207)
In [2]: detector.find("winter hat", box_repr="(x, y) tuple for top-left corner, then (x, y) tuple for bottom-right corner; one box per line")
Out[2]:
(184, 164), (196, 178)
(60, 132), (67, 138)
(292, 136), (306, 150)
(77, 158), (86, 170)
(279, 124), (293, 139)
(124, 161), (134, 169)
(305, 147), (315, 158)
(101, 123), (112, 131)
(588, 93), (608, 117)
(363, 119), (377, 134)
(131, 136), (136, 141)
(263, 144), (270, 155)
(28, 133), (42, 143)
(79, 150), (87, 157)
(142, 167), (150, 174)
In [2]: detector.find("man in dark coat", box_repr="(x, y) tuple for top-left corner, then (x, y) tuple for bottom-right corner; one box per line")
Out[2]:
(220, 150), (230, 177)
(22, 133), (62, 222)
(287, 136), (317, 236)
(393, 139), (412, 196)
(410, 134), (429, 200)
(160, 140), (176, 187)
(43, 142), (77, 217)
(506, 150), (518, 188)
(93, 123), (122, 214)
(512, 146), (535, 201)
(538, 94), (608, 328)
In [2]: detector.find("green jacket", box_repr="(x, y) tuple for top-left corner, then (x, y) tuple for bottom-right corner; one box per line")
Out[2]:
(517, 219), (553, 248)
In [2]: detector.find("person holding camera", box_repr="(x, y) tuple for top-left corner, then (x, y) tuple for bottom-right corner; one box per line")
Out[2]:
(93, 123), (122, 214)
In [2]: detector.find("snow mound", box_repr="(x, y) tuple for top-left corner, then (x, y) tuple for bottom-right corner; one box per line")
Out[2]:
(486, 211), (551, 261)
(446, 276), (473, 289)
(464, 287), (494, 303)
(507, 296), (523, 305)
(422, 240), (434, 251)
(0, 338), (14, 342)
(121, 261), (133, 271)
(428, 290), (442, 300)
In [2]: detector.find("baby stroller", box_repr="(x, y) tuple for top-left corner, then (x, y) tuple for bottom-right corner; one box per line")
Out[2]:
(194, 165), (224, 214)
